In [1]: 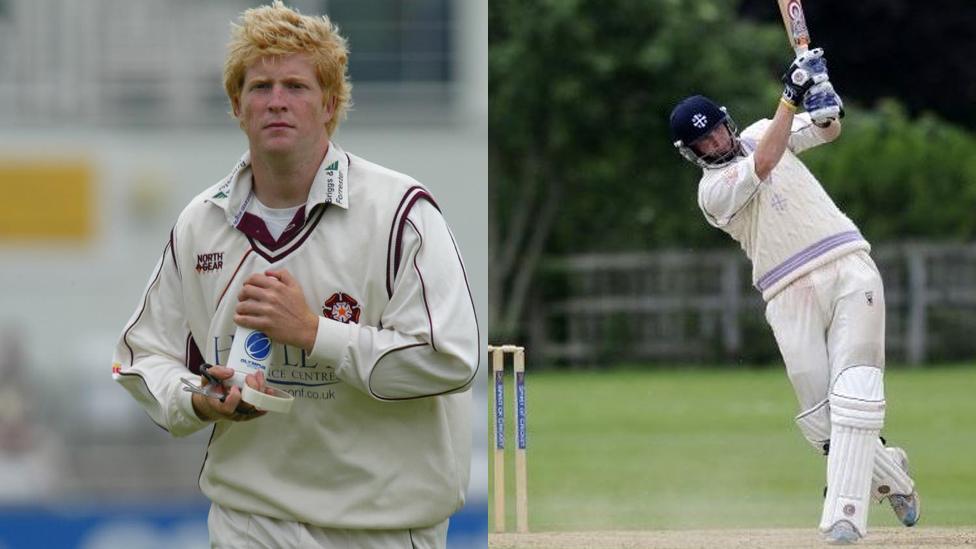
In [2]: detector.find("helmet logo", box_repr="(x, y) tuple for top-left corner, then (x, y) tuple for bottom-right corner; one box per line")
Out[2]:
(691, 113), (708, 128)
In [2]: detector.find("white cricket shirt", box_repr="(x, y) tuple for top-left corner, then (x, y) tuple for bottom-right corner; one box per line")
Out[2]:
(697, 113), (870, 300)
(112, 142), (480, 529)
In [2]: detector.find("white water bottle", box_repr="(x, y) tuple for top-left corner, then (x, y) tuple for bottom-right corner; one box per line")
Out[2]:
(227, 327), (272, 385)
(226, 326), (294, 413)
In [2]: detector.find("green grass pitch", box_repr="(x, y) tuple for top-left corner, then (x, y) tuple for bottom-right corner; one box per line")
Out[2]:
(487, 365), (976, 532)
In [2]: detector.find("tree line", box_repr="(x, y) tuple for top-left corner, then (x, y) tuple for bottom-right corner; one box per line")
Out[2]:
(490, 0), (976, 341)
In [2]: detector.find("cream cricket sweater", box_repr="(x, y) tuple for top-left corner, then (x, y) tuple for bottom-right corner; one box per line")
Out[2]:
(697, 113), (869, 301)
(113, 142), (479, 529)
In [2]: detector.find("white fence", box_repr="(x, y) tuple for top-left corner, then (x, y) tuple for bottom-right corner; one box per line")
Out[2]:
(530, 243), (976, 365)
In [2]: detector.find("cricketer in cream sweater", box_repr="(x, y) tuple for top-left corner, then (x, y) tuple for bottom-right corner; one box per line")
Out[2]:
(697, 112), (868, 301)
(670, 47), (919, 545)
(112, 3), (478, 548)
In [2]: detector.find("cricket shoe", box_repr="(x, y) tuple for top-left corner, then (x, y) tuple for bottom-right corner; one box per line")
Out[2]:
(884, 447), (920, 527)
(823, 520), (861, 545)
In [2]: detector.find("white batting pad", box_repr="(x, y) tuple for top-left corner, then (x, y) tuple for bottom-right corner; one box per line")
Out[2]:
(820, 366), (885, 534)
(795, 398), (830, 453)
(872, 443), (915, 501)
(830, 365), (885, 430)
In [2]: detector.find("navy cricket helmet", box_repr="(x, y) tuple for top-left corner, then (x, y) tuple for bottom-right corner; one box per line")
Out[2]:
(669, 95), (740, 168)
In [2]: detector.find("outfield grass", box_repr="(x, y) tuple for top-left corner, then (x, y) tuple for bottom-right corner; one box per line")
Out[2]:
(487, 365), (976, 532)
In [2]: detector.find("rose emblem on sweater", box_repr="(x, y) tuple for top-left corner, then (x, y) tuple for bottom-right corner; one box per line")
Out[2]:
(323, 292), (361, 324)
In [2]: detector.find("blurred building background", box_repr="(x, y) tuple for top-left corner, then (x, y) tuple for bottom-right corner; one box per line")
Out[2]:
(0, 1), (487, 547)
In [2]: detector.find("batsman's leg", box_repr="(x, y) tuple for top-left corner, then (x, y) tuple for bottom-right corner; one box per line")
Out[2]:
(820, 365), (883, 541)
(877, 446), (920, 526)
(820, 252), (887, 541)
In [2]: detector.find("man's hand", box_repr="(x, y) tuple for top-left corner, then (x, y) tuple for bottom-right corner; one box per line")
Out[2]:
(782, 47), (829, 109)
(804, 81), (845, 127)
(235, 270), (319, 353)
(191, 365), (269, 422)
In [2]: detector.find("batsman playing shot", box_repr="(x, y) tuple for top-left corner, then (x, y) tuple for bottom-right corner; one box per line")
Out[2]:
(669, 49), (920, 544)
(110, 2), (479, 547)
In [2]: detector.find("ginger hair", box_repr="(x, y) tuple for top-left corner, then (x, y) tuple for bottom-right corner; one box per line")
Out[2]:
(224, 1), (352, 135)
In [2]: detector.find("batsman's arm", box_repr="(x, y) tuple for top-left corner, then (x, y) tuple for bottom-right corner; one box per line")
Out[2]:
(308, 200), (479, 400)
(789, 112), (842, 154)
(814, 118), (841, 141)
(753, 99), (796, 180)
(112, 227), (213, 437)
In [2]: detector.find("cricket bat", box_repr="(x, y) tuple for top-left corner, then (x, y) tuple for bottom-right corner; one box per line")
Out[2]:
(777, 0), (811, 55)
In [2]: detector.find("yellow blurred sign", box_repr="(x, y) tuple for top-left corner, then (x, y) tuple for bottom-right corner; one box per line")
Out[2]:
(0, 159), (92, 241)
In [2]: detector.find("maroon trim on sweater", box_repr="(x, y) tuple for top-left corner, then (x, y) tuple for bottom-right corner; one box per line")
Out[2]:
(366, 342), (430, 399)
(185, 334), (206, 375)
(169, 228), (180, 279)
(386, 188), (420, 295)
(197, 424), (219, 486)
(215, 248), (255, 312)
(123, 237), (172, 366)
(446, 226), (482, 383)
(369, 226), (481, 402)
(248, 204), (327, 263)
(234, 206), (308, 251)
(386, 187), (441, 297)
(115, 371), (170, 433)
(405, 219), (436, 352)
(275, 206), (308, 246)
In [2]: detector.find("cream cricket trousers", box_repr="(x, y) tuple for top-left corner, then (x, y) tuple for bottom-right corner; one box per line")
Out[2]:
(765, 250), (886, 412)
(208, 502), (449, 549)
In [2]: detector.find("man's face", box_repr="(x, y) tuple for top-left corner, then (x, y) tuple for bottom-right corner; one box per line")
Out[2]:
(692, 123), (734, 160)
(233, 53), (336, 158)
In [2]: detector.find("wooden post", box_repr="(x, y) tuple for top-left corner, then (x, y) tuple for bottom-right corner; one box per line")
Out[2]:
(491, 348), (505, 532)
(514, 348), (528, 533)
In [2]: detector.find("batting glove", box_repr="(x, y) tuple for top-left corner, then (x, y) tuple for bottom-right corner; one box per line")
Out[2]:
(781, 47), (829, 109)
(804, 81), (845, 126)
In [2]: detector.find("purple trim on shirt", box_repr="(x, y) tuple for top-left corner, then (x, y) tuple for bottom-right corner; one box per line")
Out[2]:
(756, 230), (864, 291)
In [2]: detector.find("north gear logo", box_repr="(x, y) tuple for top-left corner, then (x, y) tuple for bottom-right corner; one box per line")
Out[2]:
(323, 292), (361, 324)
(195, 252), (224, 273)
(325, 160), (339, 171)
(691, 113), (708, 128)
(212, 191), (228, 199)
